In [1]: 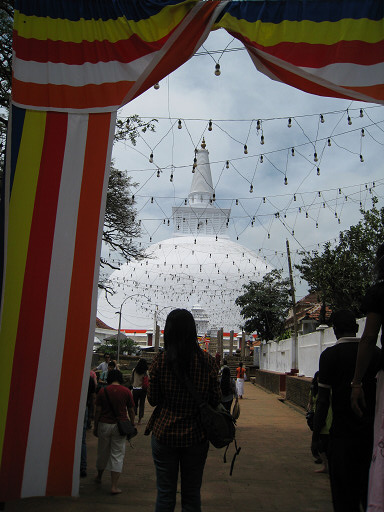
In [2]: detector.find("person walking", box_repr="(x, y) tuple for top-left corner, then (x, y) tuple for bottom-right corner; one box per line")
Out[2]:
(351, 243), (384, 511)
(93, 369), (135, 495)
(145, 308), (221, 512)
(313, 310), (380, 511)
(236, 361), (246, 398)
(220, 366), (237, 412)
(131, 358), (149, 425)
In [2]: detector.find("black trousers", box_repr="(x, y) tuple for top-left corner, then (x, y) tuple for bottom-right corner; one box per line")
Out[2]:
(328, 434), (373, 512)
(132, 388), (147, 420)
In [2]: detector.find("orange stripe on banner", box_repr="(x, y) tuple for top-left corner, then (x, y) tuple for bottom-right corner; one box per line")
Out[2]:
(46, 113), (111, 495)
(12, 79), (134, 111)
(344, 83), (384, 101)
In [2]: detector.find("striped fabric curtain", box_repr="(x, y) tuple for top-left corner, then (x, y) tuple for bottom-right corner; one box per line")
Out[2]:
(0, 0), (382, 501)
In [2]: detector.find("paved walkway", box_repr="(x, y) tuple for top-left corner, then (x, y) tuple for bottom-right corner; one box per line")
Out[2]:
(5, 383), (333, 512)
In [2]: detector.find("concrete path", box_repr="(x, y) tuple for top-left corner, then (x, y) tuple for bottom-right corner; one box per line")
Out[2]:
(4, 383), (333, 512)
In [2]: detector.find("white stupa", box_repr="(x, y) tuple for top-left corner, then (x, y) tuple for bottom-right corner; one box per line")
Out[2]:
(97, 140), (272, 332)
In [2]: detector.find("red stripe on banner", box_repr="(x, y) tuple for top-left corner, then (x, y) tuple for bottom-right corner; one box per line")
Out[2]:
(13, 30), (172, 65)
(0, 112), (68, 500)
(131, 1), (222, 102)
(255, 54), (360, 101)
(344, 83), (384, 101)
(12, 79), (134, 111)
(243, 38), (384, 68)
(46, 113), (111, 495)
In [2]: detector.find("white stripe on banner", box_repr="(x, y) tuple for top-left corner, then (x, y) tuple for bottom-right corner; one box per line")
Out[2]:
(299, 61), (384, 87)
(21, 114), (89, 497)
(13, 54), (156, 87)
(71, 112), (116, 495)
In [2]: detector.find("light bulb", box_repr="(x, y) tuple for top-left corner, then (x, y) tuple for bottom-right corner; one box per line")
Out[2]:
(226, 160), (229, 169)
(328, 138), (331, 146)
(291, 148), (295, 156)
(288, 118), (292, 128)
(132, 195), (135, 201)
(293, 194), (296, 201)
(268, 233), (270, 239)
(263, 197), (266, 203)
(260, 135), (264, 145)
(214, 63), (221, 76)
(314, 152), (318, 162)
(151, 197), (154, 203)
(284, 176), (288, 185)
(348, 115), (352, 125)
(157, 169), (160, 177)
(360, 154), (364, 162)
(317, 167), (320, 176)
(236, 199), (239, 205)
(170, 173), (173, 182)
(320, 114), (324, 123)
(178, 119), (182, 129)
(244, 144), (248, 154)
(212, 192), (216, 201)
(154, 82), (160, 90)
(149, 153), (153, 163)
(316, 222), (318, 228)
(256, 119), (261, 130)
(260, 155), (263, 163)
(360, 109), (364, 118)
(208, 120), (212, 131)
(361, 128), (365, 137)
(250, 184), (253, 193)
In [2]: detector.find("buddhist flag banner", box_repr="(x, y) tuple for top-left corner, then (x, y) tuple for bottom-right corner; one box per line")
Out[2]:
(1, 0), (383, 503)
(215, 1), (384, 104)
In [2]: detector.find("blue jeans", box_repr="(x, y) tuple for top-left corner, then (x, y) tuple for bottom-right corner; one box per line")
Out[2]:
(151, 435), (209, 512)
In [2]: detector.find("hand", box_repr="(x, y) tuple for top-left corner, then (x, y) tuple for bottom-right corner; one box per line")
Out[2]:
(351, 386), (366, 417)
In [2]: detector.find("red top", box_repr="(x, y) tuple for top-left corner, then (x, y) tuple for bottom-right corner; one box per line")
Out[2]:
(236, 367), (246, 379)
(96, 384), (134, 423)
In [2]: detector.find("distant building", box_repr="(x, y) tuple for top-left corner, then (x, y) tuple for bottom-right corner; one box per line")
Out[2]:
(285, 292), (332, 335)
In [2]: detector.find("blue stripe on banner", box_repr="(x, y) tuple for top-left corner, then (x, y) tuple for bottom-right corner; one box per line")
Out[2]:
(15, 0), (187, 23)
(215, 0), (384, 24)
(10, 106), (26, 197)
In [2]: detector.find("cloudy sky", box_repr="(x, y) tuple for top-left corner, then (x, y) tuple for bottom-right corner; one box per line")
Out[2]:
(106, 28), (384, 303)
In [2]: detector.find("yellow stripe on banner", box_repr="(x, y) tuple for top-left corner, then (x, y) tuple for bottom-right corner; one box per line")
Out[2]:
(0, 110), (46, 461)
(215, 15), (384, 46)
(14, 1), (194, 44)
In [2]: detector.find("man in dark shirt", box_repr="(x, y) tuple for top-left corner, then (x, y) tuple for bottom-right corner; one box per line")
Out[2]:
(312, 310), (380, 512)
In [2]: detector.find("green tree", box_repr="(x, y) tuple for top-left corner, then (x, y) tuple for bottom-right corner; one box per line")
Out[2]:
(296, 198), (384, 317)
(235, 269), (291, 341)
(98, 335), (139, 356)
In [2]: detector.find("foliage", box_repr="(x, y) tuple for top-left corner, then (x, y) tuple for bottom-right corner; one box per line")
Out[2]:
(295, 198), (384, 317)
(235, 269), (292, 341)
(98, 336), (139, 356)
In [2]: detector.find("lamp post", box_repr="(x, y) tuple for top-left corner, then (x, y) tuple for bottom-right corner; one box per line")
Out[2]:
(115, 293), (151, 363)
(153, 305), (174, 351)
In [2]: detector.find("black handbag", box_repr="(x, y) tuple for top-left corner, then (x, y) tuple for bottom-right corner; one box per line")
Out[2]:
(104, 387), (138, 440)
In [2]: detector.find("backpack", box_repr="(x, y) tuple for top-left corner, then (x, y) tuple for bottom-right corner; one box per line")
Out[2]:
(182, 374), (241, 475)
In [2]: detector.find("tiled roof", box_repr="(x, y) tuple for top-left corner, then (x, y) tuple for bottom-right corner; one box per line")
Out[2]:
(95, 317), (114, 330)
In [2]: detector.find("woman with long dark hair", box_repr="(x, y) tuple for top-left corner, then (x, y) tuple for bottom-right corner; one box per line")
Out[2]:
(131, 358), (149, 424)
(145, 308), (221, 512)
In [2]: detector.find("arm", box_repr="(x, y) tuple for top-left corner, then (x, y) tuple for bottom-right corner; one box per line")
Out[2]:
(147, 355), (161, 407)
(311, 386), (330, 456)
(351, 312), (382, 417)
(93, 405), (102, 437)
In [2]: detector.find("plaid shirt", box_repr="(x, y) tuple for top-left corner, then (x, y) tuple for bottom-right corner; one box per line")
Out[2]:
(145, 350), (221, 447)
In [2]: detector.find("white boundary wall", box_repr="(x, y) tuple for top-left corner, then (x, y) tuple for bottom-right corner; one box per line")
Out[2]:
(259, 317), (370, 377)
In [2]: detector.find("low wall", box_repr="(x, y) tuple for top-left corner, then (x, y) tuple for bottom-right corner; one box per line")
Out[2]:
(252, 370), (311, 410)
(286, 375), (312, 409)
(253, 369), (286, 395)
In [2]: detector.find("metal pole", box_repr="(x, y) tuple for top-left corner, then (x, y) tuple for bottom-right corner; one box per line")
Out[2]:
(116, 305), (122, 364)
(286, 239), (299, 373)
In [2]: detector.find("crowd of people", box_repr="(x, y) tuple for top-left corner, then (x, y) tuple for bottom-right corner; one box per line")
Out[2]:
(79, 242), (383, 511)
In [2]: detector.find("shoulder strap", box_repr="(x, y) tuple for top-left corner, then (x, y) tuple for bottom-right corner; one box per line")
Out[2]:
(104, 387), (118, 420)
